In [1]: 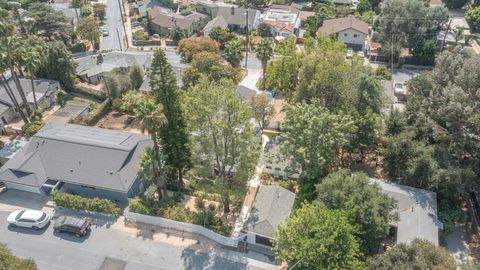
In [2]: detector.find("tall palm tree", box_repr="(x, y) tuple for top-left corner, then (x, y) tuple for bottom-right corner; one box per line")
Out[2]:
(0, 8), (29, 123)
(134, 99), (168, 198)
(224, 39), (243, 68)
(23, 42), (44, 110)
(139, 148), (169, 201)
(255, 39), (273, 91)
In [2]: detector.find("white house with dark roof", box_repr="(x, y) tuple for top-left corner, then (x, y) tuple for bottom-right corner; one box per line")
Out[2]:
(0, 123), (153, 201)
(370, 178), (442, 246)
(75, 51), (153, 84)
(246, 185), (295, 250)
(317, 15), (369, 51)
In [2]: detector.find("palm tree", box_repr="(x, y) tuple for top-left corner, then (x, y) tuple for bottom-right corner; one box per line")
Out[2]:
(255, 39), (273, 91)
(0, 8), (29, 123)
(23, 43), (44, 110)
(134, 99), (168, 199)
(224, 39), (243, 68)
(139, 148), (169, 201)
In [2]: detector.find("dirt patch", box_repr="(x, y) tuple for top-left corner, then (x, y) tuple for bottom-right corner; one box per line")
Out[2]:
(96, 111), (142, 134)
(181, 194), (221, 215)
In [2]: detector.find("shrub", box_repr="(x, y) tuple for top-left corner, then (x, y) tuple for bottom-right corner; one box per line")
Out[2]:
(22, 121), (45, 138)
(439, 205), (465, 234)
(51, 192), (121, 217)
(73, 86), (107, 101)
(56, 89), (68, 106)
(133, 30), (149, 41)
(68, 43), (87, 53)
(375, 66), (392, 80)
(85, 98), (111, 126)
(128, 196), (154, 215)
(0, 244), (37, 270)
(162, 205), (190, 222)
(195, 196), (205, 210)
(111, 98), (123, 111)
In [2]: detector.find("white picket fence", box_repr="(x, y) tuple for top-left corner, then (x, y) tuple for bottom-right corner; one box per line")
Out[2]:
(124, 209), (245, 248)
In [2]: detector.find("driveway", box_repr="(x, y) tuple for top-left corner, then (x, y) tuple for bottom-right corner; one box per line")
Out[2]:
(0, 190), (277, 270)
(445, 225), (472, 264)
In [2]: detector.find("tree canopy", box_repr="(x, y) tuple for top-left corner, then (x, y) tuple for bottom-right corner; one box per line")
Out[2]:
(178, 37), (219, 62)
(315, 170), (397, 255)
(367, 239), (456, 270)
(274, 203), (365, 270)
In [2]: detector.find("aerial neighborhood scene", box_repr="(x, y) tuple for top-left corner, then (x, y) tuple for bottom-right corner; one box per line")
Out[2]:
(0, 0), (480, 267)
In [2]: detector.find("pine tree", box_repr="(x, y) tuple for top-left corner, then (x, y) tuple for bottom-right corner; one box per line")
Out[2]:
(149, 50), (191, 186)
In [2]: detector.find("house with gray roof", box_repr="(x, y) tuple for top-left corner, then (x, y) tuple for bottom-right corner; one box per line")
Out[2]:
(75, 51), (152, 84)
(370, 178), (442, 246)
(147, 7), (209, 37)
(246, 185), (295, 249)
(0, 75), (60, 127)
(202, 15), (228, 37)
(215, 7), (261, 33)
(0, 122), (153, 201)
(317, 15), (370, 51)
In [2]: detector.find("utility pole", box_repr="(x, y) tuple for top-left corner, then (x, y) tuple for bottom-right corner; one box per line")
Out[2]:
(440, 18), (452, 53)
(117, 0), (129, 49)
(390, 34), (394, 75)
(116, 28), (123, 51)
(244, 10), (249, 74)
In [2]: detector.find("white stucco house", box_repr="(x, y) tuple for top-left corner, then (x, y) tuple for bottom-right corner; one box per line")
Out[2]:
(317, 16), (369, 51)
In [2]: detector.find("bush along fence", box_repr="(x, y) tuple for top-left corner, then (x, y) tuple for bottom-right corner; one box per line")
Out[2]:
(124, 208), (246, 248)
(85, 98), (112, 126)
(51, 192), (121, 217)
(73, 85), (107, 102)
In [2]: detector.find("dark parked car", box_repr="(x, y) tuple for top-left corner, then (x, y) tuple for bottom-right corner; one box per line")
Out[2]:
(53, 216), (91, 237)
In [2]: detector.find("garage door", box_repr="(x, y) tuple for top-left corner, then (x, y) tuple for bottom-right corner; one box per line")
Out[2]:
(4, 182), (42, 194)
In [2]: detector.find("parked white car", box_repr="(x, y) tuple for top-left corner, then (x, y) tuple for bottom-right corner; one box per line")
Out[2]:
(393, 82), (406, 95)
(7, 210), (50, 230)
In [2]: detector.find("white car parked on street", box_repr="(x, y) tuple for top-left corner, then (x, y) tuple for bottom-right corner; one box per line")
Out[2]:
(7, 210), (50, 230)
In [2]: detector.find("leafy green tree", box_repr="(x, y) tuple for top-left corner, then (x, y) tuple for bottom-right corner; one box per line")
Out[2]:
(357, 0), (372, 14)
(102, 72), (121, 98)
(0, 244), (37, 270)
(376, 0), (448, 56)
(139, 147), (169, 200)
(316, 170), (397, 255)
(76, 16), (100, 48)
(385, 108), (407, 136)
(178, 37), (219, 62)
(25, 3), (70, 42)
(182, 52), (241, 88)
(92, 3), (106, 20)
(37, 42), (77, 90)
(223, 39), (243, 67)
(149, 50), (191, 186)
(280, 101), (356, 182)
(367, 239), (456, 270)
(265, 50), (299, 99)
(375, 65), (392, 80)
(255, 39), (273, 90)
(383, 131), (416, 180)
(256, 22), (272, 37)
(120, 91), (146, 114)
(295, 43), (351, 107)
(183, 77), (258, 214)
(304, 16), (321, 37)
(55, 89), (68, 106)
(208, 27), (236, 47)
(250, 93), (273, 132)
(413, 39), (436, 65)
(355, 74), (383, 114)
(129, 65), (144, 90)
(466, 7), (480, 32)
(274, 204), (365, 270)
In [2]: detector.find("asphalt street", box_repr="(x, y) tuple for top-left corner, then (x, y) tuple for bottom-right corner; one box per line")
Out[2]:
(101, 0), (124, 51)
(0, 210), (271, 270)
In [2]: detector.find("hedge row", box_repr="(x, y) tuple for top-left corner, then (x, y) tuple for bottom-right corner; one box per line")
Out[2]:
(51, 192), (121, 217)
(73, 85), (107, 102)
(85, 98), (111, 126)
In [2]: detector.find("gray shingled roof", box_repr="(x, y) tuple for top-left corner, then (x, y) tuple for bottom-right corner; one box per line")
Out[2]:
(203, 15), (228, 33)
(370, 178), (441, 246)
(317, 15), (369, 36)
(75, 51), (152, 78)
(217, 7), (259, 26)
(0, 77), (59, 108)
(0, 123), (153, 192)
(248, 185), (295, 238)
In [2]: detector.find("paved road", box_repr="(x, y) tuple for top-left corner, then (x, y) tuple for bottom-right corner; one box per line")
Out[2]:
(0, 210), (274, 270)
(101, 0), (124, 51)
